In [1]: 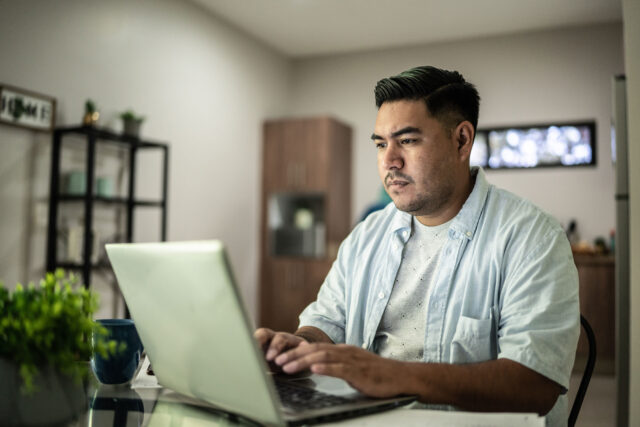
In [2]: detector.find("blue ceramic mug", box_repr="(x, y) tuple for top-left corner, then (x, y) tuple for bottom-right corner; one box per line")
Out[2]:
(91, 319), (143, 384)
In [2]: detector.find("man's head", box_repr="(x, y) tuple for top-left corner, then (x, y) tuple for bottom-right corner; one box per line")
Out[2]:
(372, 66), (480, 225)
(374, 65), (480, 134)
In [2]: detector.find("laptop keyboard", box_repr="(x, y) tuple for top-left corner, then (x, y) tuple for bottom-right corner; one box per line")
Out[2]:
(275, 380), (360, 410)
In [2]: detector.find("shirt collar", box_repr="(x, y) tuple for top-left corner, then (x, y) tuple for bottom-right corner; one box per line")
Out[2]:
(449, 167), (490, 240)
(388, 166), (490, 241)
(390, 205), (412, 236)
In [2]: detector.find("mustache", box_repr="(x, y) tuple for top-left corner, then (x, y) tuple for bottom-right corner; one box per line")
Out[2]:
(385, 172), (414, 185)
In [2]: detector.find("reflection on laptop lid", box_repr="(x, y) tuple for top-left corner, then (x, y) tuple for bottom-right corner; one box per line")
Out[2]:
(106, 240), (414, 426)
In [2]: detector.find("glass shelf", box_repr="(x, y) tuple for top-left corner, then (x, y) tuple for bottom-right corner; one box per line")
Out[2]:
(268, 192), (326, 258)
(58, 194), (164, 207)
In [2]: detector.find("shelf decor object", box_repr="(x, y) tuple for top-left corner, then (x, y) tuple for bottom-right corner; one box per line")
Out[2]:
(46, 125), (169, 289)
(0, 83), (56, 132)
(83, 99), (99, 126)
(119, 109), (145, 138)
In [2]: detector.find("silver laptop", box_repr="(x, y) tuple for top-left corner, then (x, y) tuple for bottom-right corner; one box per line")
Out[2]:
(105, 240), (415, 426)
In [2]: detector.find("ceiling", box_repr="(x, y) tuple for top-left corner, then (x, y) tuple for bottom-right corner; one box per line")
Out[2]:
(190, 0), (622, 58)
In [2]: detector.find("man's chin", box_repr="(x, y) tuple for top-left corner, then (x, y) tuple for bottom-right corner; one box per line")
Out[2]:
(390, 200), (419, 214)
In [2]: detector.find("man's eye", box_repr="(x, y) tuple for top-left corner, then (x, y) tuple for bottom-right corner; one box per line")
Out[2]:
(400, 138), (416, 145)
(375, 142), (386, 149)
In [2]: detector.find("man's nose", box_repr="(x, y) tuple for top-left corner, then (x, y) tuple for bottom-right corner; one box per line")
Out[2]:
(382, 143), (403, 170)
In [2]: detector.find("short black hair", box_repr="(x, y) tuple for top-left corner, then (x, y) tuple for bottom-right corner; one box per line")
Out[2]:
(374, 66), (480, 132)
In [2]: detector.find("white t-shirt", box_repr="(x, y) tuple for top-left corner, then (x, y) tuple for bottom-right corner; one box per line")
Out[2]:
(373, 216), (452, 361)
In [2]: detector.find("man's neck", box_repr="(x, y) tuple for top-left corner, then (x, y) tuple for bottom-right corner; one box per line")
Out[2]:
(415, 172), (475, 227)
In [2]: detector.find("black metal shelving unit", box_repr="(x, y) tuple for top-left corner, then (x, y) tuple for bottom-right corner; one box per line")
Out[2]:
(46, 125), (169, 288)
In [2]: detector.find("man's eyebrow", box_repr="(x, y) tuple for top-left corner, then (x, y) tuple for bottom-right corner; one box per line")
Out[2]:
(391, 126), (422, 137)
(370, 126), (422, 141)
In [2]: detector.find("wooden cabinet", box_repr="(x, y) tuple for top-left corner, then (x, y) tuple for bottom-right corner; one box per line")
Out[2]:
(259, 117), (351, 332)
(574, 254), (615, 374)
(263, 120), (329, 191)
(261, 258), (334, 332)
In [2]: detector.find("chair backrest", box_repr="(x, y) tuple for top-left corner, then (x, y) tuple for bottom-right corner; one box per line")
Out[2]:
(568, 314), (597, 427)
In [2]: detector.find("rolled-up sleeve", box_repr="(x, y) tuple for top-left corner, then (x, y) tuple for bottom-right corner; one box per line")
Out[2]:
(497, 220), (580, 391)
(297, 224), (360, 344)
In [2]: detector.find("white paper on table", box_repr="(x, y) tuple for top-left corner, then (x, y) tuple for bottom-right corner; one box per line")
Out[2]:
(320, 407), (545, 427)
(131, 356), (162, 389)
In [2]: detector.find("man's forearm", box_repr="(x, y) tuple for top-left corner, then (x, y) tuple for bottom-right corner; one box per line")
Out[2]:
(399, 358), (562, 415)
(294, 326), (333, 344)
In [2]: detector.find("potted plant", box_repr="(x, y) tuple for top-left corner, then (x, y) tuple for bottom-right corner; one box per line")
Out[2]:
(0, 270), (117, 425)
(119, 109), (145, 138)
(83, 99), (99, 126)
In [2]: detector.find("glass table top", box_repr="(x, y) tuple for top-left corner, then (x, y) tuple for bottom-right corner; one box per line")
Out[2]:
(72, 382), (261, 427)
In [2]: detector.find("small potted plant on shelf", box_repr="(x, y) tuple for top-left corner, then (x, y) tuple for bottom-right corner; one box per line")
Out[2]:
(0, 270), (117, 425)
(120, 109), (145, 138)
(83, 99), (100, 126)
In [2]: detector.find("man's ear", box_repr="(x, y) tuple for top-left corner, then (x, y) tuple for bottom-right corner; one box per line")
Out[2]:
(455, 121), (475, 160)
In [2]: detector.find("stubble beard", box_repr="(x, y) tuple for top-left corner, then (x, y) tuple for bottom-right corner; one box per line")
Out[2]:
(390, 183), (455, 217)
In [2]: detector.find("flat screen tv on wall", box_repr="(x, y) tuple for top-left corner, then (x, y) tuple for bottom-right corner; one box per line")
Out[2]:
(470, 121), (596, 169)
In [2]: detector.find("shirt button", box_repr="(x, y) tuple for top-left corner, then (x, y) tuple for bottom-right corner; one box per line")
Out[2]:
(466, 231), (472, 237)
(361, 343), (367, 349)
(378, 292), (385, 299)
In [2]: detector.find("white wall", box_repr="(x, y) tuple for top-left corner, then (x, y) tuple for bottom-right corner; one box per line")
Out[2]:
(0, 2), (626, 329)
(0, 0), (291, 319)
(289, 24), (623, 244)
(622, 0), (640, 424)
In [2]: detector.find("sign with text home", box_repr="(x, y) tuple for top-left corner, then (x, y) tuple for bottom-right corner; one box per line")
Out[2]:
(0, 84), (56, 131)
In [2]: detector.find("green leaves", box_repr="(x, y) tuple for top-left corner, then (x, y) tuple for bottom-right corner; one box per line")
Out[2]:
(0, 269), (115, 393)
(85, 99), (96, 114)
(119, 109), (145, 123)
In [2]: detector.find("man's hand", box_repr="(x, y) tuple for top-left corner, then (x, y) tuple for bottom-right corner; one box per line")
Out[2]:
(273, 342), (561, 414)
(254, 326), (334, 365)
(273, 342), (406, 398)
(254, 328), (306, 368)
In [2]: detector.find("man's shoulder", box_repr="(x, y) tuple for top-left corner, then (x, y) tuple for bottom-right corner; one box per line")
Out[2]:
(483, 184), (566, 242)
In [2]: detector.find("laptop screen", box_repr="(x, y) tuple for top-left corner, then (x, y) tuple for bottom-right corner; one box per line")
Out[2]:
(106, 240), (283, 425)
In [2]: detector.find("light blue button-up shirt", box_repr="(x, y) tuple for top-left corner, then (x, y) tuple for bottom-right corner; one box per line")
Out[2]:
(299, 167), (579, 426)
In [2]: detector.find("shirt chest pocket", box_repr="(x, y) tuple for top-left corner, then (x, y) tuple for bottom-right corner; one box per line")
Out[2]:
(449, 315), (496, 364)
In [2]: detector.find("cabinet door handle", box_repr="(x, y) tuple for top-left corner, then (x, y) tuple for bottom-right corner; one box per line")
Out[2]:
(299, 164), (306, 187)
(292, 164), (297, 188)
(284, 264), (304, 290)
(286, 163), (305, 189)
(296, 264), (305, 290)
(286, 163), (306, 189)
(284, 265), (291, 290)
(290, 264), (298, 290)
(287, 163), (294, 187)
(285, 264), (294, 291)
(294, 163), (301, 188)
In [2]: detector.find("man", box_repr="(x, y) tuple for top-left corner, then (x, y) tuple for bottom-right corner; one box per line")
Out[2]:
(255, 66), (579, 426)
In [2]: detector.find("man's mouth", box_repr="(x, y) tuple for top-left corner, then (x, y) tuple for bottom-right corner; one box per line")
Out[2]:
(387, 180), (409, 188)
(385, 172), (413, 190)
(385, 172), (413, 187)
